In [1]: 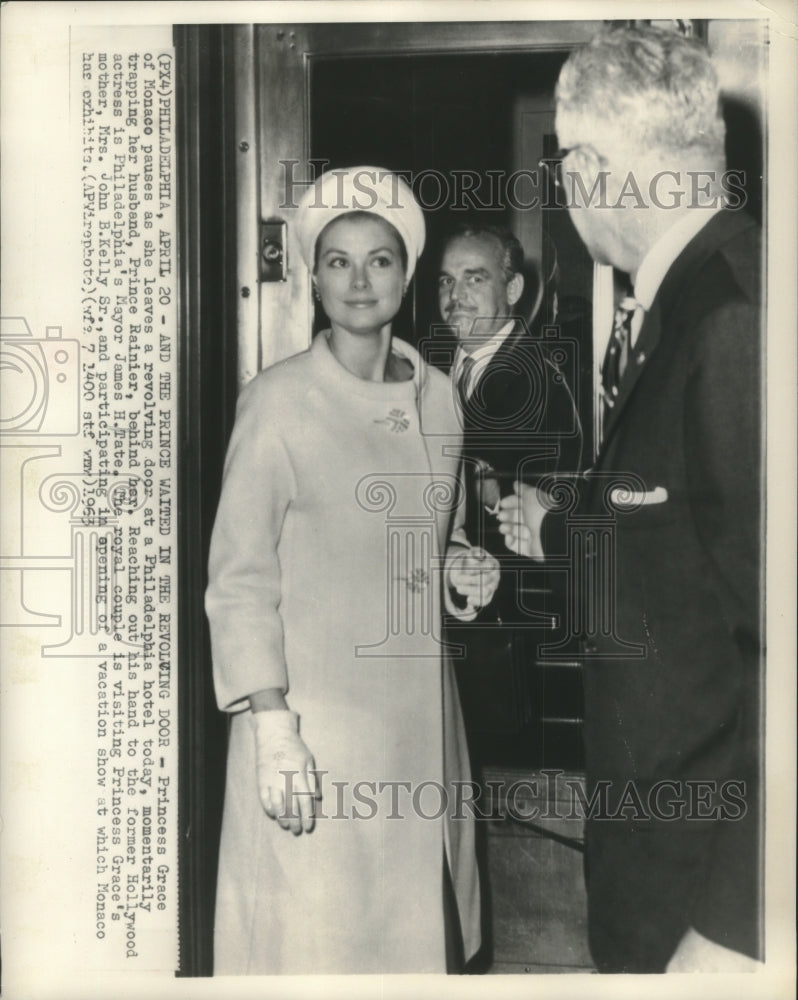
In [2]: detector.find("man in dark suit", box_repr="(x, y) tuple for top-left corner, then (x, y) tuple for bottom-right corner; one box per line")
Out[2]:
(440, 224), (580, 621)
(438, 222), (581, 765)
(499, 26), (763, 972)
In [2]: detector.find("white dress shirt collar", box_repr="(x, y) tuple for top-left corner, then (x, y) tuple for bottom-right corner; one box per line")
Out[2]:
(453, 319), (516, 399)
(633, 205), (725, 312)
(617, 204), (724, 349)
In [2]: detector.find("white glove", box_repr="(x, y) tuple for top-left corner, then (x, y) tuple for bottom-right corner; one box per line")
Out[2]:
(251, 709), (319, 835)
(447, 545), (501, 621)
(497, 482), (549, 560)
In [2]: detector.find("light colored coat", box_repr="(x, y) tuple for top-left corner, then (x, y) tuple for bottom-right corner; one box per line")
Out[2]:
(206, 333), (479, 974)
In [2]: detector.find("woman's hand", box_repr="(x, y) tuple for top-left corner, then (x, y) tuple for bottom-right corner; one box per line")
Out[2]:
(447, 545), (501, 619)
(250, 709), (319, 835)
(497, 482), (549, 560)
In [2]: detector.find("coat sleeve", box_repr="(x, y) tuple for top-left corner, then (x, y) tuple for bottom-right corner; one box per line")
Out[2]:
(683, 299), (762, 644)
(205, 379), (298, 712)
(682, 297), (763, 959)
(443, 457), (474, 619)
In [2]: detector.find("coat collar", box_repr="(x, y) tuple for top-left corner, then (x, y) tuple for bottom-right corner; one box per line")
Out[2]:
(460, 319), (528, 417)
(470, 318), (529, 377)
(597, 210), (756, 456)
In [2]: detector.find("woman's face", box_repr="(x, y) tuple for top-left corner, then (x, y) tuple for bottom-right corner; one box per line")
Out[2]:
(313, 214), (406, 337)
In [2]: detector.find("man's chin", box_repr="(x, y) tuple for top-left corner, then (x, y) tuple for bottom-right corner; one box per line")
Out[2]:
(443, 321), (467, 341)
(445, 314), (476, 338)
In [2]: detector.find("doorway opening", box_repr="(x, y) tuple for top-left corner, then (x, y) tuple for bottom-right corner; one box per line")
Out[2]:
(311, 51), (592, 339)
(311, 51), (592, 772)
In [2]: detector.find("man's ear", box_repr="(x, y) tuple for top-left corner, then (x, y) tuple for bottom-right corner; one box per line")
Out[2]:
(570, 145), (602, 176)
(565, 146), (605, 208)
(507, 272), (524, 307)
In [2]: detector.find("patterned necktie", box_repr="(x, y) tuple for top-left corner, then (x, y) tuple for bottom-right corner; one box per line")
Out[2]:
(601, 297), (641, 432)
(457, 353), (476, 414)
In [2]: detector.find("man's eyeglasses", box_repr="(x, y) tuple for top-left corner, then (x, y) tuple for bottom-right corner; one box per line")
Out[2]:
(538, 147), (576, 190)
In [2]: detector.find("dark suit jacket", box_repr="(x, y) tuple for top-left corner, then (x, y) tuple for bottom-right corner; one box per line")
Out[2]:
(459, 319), (583, 629)
(569, 210), (762, 971)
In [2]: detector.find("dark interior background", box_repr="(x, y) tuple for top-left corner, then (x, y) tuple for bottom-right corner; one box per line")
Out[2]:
(311, 51), (592, 773)
(310, 51), (593, 345)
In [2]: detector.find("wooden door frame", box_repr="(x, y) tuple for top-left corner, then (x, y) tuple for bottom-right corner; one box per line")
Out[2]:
(175, 24), (240, 977)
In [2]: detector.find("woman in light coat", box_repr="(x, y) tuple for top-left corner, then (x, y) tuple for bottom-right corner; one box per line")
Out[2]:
(206, 167), (499, 974)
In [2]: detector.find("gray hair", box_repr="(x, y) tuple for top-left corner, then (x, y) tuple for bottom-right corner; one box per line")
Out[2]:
(556, 26), (725, 158)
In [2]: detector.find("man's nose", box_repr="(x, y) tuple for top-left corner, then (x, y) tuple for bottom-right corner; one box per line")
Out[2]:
(448, 279), (465, 306)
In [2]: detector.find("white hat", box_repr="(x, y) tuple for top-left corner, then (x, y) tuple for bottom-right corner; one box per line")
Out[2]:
(295, 166), (426, 281)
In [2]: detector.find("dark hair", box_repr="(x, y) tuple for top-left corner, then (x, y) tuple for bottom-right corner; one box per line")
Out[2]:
(443, 223), (524, 282)
(313, 210), (409, 273)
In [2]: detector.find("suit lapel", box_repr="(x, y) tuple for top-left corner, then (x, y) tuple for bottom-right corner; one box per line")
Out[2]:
(463, 320), (582, 467)
(461, 322), (525, 431)
(596, 210), (756, 462)
(600, 299), (662, 450)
